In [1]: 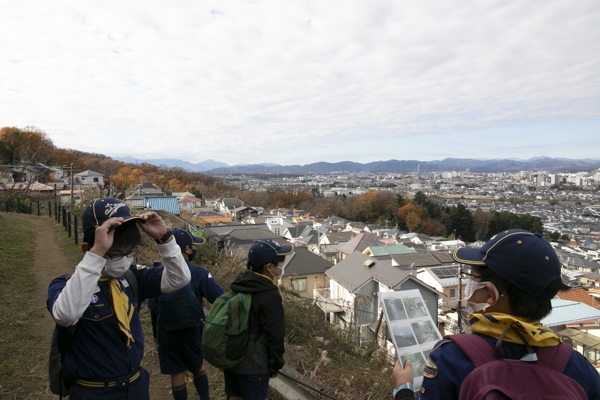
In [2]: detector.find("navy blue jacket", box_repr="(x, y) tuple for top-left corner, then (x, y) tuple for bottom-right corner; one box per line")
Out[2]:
(47, 266), (164, 381)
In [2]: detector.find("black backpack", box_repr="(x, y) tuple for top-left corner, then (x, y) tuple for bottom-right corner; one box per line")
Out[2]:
(48, 270), (139, 398)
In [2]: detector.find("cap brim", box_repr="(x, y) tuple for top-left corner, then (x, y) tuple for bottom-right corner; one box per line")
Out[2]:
(452, 247), (486, 265)
(276, 244), (294, 256)
(192, 236), (205, 245)
(118, 216), (145, 228)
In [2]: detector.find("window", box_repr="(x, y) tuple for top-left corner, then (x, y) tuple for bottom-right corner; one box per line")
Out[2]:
(449, 288), (456, 297)
(93, 178), (99, 182)
(292, 278), (307, 292)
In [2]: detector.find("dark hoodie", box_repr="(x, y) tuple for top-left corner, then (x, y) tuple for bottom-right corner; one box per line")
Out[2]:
(228, 269), (285, 374)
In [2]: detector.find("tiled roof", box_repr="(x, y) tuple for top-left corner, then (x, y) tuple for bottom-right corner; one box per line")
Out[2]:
(390, 252), (446, 268)
(228, 228), (282, 241)
(557, 287), (600, 310)
(205, 223), (263, 237)
(430, 252), (455, 264)
(337, 233), (385, 255)
(326, 251), (409, 292)
(284, 247), (333, 276)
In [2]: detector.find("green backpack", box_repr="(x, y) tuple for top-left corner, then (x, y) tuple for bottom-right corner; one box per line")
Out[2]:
(202, 290), (252, 369)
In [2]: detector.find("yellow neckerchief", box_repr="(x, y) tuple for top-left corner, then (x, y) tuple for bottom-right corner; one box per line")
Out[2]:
(98, 276), (135, 345)
(253, 271), (284, 304)
(468, 312), (560, 347)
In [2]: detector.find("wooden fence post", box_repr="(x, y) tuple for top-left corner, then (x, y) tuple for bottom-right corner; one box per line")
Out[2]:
(74, 215), (79, 245)
(67, 212), (72, 237)
(48, 201), (52, 218)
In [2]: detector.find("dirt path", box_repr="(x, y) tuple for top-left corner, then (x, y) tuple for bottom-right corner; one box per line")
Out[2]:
(11, 213), (179, 400)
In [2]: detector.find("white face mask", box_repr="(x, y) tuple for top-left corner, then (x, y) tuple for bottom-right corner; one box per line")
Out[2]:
(104, 256), (134, 278)
(464, 279), (499, 314)
(271, 265), (285, 280)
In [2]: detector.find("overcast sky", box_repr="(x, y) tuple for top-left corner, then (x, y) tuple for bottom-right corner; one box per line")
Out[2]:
(2, 1), (599, 166)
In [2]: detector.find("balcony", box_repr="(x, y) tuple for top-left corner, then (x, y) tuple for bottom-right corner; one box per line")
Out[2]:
(313, 288), (345, 313)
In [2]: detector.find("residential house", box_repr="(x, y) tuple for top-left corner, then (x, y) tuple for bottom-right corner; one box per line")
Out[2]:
(231, 206), (259, 221)
(337, 232), (385, 262)
(178, 196), (203, 212)
(317, 251), (444, 347)
(74, 170), (105, 188)
(223, 234), (293, 265)
(417, 265), (464, 312)
(364, 225), (384, 234)
(281, 247), (333, 298)
(125, 181), (164, 201)
(426, 239), (466, 252)
(205, 223), (280, 248)
(214, 197), (245, 217)
(283, 223), (311, 243)
(399, 233), (435, 246)
(192, 211), (233, 226)
(262, 215), (295, 236)
(347, 221), (367, 235)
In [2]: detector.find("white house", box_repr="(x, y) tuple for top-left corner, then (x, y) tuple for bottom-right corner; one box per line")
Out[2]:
(74, 170), (105, 188)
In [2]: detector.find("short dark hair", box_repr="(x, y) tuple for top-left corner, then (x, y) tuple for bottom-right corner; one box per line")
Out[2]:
(247, 255), (286, 274)
(83, 222), (142, 250)
(474, 265), (570, 321)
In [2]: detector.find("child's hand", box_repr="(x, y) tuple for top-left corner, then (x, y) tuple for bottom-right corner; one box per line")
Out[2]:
(138, 211), (168, 240)
(89, 218), (124, 257)
(393, 360), (413, 387)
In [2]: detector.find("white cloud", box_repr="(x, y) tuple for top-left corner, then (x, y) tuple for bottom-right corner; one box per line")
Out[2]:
(1, 0), (599, 165)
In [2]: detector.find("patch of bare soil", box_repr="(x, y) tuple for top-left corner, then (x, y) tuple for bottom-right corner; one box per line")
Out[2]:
(13, 214), (191, 400)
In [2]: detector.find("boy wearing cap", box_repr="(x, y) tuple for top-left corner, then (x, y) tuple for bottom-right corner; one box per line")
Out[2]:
(223, 239), (294, 400)
(154, 228), (224, 400)
(391, 229), (600, 400)
(47, 198), (192, 400)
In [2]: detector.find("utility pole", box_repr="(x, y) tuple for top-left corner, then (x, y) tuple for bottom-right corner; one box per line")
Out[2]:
(457, 262), (463, 334)
(61, 163), (79, 208)
(454, 228), (464, 334)
(69, 163), (74, 208)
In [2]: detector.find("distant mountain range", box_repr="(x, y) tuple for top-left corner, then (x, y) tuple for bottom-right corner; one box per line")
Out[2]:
(114, 157), (229, 172)
(113, 156), (600, 174)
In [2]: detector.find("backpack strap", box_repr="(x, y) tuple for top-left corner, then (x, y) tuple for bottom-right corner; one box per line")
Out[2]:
(447, 334), (495, 367)
(535, 343), (573, 373)
(124, 269), (140, 309)
(449, 334), (574, 373)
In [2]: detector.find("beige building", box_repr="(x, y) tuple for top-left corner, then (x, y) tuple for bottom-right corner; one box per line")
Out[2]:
(280, 247), (333, 298)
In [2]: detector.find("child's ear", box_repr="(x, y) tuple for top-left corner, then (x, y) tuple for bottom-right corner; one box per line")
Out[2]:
(485, 282), (500, 305)
(81, 243), (90, 253)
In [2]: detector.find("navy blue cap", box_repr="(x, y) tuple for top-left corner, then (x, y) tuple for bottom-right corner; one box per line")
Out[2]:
(172, 228), (205, 250)
(453, 229), (562, 301)
(248, 239), (294, 267)
(82, 198), (144, 232)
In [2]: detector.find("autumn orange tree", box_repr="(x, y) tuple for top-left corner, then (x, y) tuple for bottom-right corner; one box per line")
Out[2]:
(0, 126), (55, 165)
